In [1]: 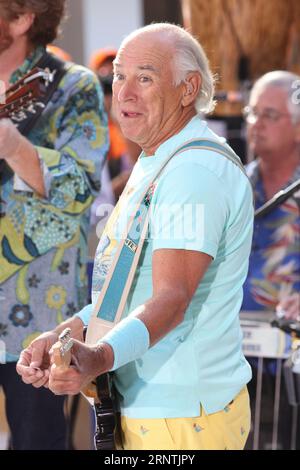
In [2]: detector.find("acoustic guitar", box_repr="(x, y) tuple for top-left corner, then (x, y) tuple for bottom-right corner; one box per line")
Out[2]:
(0, 67), (55, 215)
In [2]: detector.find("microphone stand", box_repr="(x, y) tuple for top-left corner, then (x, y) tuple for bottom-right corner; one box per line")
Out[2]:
(255, 178), (300, 218)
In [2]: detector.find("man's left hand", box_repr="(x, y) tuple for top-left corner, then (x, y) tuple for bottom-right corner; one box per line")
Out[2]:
(48, 339), (114, 395)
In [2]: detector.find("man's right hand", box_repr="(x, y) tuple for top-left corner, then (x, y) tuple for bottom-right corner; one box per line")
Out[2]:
(16, 331), (59, 388)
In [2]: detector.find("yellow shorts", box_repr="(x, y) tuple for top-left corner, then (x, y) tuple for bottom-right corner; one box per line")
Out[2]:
(119, 386), (250, 450)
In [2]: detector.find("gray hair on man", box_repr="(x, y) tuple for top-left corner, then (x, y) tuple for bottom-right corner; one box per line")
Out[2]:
(250, 70), (300, 124)
(120, 23), (216, 115)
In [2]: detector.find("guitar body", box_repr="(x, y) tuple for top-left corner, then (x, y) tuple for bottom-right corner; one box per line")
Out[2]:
(94, 374), (119, 450)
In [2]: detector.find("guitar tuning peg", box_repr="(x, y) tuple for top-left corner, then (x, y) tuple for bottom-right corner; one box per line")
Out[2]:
(44, 67), (56, 87)
(59, 327), (71, 344)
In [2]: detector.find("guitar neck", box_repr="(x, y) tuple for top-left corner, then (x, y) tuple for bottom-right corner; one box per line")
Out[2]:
(51, 328), (73, 369)
(0, 67), (52, 123)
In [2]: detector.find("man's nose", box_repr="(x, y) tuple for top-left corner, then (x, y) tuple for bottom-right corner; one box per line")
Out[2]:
(116, 80), (136, 102)
(252, 114), (265, 128)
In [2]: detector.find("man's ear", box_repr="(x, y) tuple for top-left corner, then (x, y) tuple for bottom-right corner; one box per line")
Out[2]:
(10, 13), (35, 37)
(181, 72), (202, 107)
(295, 120), (300, 145)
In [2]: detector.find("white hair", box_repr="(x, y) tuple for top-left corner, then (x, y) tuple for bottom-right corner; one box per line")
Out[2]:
(120, 23), (216, 115)
(250, 71), (300, 124)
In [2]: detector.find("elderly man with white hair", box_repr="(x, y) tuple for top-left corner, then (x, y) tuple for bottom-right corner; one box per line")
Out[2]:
(17, 23), (254, 450)
(242, 71), (300, 450)
(242, 71), (300, 320)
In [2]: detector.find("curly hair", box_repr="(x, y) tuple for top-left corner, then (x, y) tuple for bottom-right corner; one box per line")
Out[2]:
(0, 0), (66, 46)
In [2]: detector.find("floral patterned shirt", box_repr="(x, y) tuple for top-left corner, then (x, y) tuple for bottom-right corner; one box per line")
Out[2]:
(242, 160), (300, 312)
(0, 47), (108, 360)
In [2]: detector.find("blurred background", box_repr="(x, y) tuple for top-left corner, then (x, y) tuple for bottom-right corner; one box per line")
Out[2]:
(53, 0), (300, 164)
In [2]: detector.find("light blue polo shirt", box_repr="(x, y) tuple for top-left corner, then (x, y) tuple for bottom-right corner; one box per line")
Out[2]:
(77, 115), (253, 418)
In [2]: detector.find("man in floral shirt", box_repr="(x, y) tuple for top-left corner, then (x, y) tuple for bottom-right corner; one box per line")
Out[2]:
(242, 71), (300, 317)
(242, 71), (300, 449)
(0, 0), (108, 449)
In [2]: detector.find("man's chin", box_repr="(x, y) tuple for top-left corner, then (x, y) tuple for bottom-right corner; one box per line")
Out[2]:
(119, 126), (139, 144)
(250, 140), (268, 155)
(0, 42), (12, 54)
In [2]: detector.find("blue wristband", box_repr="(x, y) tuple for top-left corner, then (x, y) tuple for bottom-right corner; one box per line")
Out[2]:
(101, 316), (150, 371)
(74, 303), (92, 325)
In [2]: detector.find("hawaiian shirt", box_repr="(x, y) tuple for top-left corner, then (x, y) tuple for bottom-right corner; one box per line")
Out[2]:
(0, 47), (108, 361)
(242, 159), (300, 311)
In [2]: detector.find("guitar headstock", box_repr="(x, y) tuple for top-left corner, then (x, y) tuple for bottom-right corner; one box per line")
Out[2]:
(0, 67), (55, 121)
(51, 327), (74, 369)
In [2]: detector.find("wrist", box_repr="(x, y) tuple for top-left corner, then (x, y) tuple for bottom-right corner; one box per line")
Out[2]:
(101, 316), (150, 371)
(94, 342), (115, 375)
(4, 134), (26, 162)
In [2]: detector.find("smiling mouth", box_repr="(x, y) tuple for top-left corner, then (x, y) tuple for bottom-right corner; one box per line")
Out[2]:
(121, 111), (141, 118)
